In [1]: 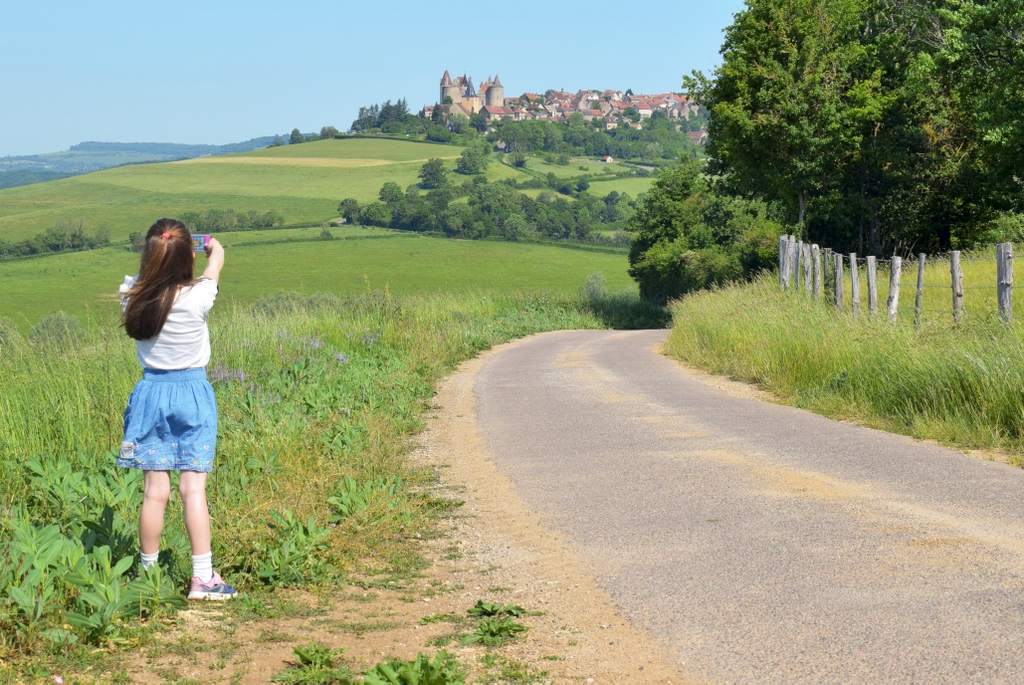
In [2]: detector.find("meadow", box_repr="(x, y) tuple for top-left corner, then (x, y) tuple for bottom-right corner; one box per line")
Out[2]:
(0, 137), (653, 244)
(665, 251), (1024, 460)
(0, 228), (634, 329)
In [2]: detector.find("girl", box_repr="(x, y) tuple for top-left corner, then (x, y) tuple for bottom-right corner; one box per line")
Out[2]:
(118, 218), (236, 601)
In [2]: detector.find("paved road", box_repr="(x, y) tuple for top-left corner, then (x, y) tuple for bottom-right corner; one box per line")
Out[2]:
(474, 330), (1024, 683)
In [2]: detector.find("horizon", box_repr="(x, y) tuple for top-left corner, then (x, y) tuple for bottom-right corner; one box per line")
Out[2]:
(0, 1), (744, 157)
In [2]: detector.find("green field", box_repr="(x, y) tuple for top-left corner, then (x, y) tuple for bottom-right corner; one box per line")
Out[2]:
(1, 228), (634, 329)
(0, 138), (652, 244)
(523, 156), (636, 177)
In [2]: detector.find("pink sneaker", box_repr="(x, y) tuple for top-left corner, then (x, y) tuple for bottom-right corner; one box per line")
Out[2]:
(187, 572), (237, 601)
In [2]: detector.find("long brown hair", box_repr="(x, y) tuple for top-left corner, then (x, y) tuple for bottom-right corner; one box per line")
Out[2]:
(122, 218), (200, 340)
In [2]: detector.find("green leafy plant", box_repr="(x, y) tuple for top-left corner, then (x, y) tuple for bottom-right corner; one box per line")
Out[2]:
(256, 510), (333, 586)
(459, 617), (528, 647)
(327, 475), (405, 523)
(466, 600), (525, 618)
(271, 643), (352, 684)
(362, 650), (465, 685)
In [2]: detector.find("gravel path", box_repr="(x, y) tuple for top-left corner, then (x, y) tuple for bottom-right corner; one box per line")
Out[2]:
(474, 329), (1024, 683)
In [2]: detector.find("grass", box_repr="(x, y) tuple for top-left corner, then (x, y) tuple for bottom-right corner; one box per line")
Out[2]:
(523, 157), (635, 178)
(0, 287), (665, 679)
(665, 269), (1024, 460)
(0, 231), (635, 329)
(802, 248), (1012, 323)
(0, 137), (652, 243)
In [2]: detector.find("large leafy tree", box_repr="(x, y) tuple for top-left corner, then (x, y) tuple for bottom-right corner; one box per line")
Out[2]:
(689, 0), (883, 229)
(940, 0), (1024, 211)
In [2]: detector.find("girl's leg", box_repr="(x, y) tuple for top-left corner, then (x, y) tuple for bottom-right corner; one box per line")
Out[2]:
(178, 470), (211, 555)
(140, 471), (171, 555)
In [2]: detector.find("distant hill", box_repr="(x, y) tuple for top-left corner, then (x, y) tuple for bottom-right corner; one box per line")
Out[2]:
(68, 137), (282, 157)
(0, 135), (283, 189)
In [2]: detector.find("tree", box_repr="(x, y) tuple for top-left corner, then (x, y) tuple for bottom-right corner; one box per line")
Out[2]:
(470, 112), (488, 133)
(940, 0), (1024, 212)
(320, 126), (338, 139)
(418, 158), (448, 189)
(378, 182), (404, 206)
(337, 198), (359, 222)
(359, 202), (391, 227)
(289, 128), (304, 145)
(456, 145), (489, 175)
(688, 0), (882, 228)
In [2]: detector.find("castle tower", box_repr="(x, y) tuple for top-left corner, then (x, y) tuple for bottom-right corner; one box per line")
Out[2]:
(486, 74), (505, 107)
(440, 70), (461, 104)
(463, 77), (481, 113)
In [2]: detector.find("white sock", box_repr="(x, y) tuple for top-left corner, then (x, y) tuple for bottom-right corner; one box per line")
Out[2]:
(140, 551), (159, 569)
(192, 552), (214, 583)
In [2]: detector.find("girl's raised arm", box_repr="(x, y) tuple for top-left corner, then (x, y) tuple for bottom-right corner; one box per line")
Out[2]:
(202, 238), (225, 282)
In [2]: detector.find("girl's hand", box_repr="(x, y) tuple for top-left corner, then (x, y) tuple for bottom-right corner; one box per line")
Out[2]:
(202, 238), (225, 281)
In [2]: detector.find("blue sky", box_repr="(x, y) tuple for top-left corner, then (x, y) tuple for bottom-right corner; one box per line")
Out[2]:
(0, 1), (745, 157)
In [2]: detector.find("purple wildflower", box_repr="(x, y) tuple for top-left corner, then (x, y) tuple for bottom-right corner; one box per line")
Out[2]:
(307, 337), (325, 350)
(335, 352), (348, 363)
(209, 365), (246, 383)
(363, 331), (380, 345)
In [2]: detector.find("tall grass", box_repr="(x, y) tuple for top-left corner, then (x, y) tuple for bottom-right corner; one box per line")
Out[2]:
(665, 277), (1024, 460)
(0, 287), (664, 672)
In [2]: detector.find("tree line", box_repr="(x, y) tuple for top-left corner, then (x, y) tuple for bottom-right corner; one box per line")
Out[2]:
(685, 0), (1024, 255)
(0, 218), (110, 258)
(337, 158), (636, 245)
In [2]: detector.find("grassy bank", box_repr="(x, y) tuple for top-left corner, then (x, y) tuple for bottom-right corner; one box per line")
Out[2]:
(665, 278), (1024, 462)
(0, 288), (665, 679)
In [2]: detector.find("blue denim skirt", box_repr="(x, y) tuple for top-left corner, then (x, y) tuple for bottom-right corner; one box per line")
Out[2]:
(118, 368), (218, 472)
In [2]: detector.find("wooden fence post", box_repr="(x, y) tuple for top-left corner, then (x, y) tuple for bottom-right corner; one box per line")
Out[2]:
(788, 237), (799, 290)
(779, 235), (788, 289)
(850, 254), (860, 316)
(802, 243), (812, 292)
(866, 256), (878, 316)
(887, 256), (902, 321)
(950, 251), (964, 323)
(997, 242), (1014, 321)
(914, 253), (926, 326)
(834, 253), (845, 310)
(812, 244), (822, 301)
(790, 240), (798, 286)
(824, 248), (833, 293)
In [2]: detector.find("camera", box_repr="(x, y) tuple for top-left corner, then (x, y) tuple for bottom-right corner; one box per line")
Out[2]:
(192, 234), (211, 253)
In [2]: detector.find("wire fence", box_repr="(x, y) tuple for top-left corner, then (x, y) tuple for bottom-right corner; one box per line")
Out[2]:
(777, 236), (1016, 325)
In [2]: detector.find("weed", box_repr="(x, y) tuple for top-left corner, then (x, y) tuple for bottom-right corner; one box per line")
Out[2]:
(467, 600), (526, 618)
(459, 617), (528, 647)
(425, 633), (457, 647)
(419, 613), (463, 625)
(477, 654), (548, 684)
(362, 650), (465, 685)
(334, 620), (400, 636)
(485, 586), (512, 594)
(271, 643), (352, 684)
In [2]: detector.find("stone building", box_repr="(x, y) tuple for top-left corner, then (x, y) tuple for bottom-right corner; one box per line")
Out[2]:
(439, 71), (505, 116)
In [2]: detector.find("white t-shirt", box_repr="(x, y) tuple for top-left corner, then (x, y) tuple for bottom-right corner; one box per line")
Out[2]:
(120, 275), (219, 370)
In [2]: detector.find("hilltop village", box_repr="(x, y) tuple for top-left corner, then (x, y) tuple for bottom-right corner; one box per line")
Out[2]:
(423, 71), (705, 142)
